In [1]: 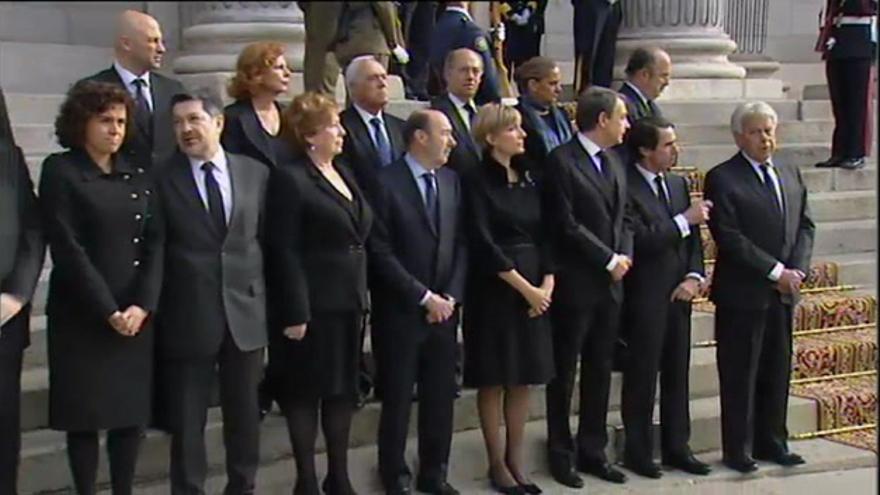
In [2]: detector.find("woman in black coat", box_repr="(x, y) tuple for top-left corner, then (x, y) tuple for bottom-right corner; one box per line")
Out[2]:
(265, 92), (373, 495)
(221, 41), (292, 168)
(39, 81), (162, 494)
(463, 104), (555, 494)
(513, 56), (574, 167)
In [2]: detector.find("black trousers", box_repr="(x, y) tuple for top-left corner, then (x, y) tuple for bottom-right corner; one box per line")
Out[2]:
(573, 2), (621, 92)
(621, 300), (693, 462)
(161, 332), (264, 495)
(545, 299), (620, 462)
(827, 57), (874, 159)
(376, 316), (458, 487)
(0, 347), (23, 495)
(399, 1), (437, 99)
(716, 297), (793, 460)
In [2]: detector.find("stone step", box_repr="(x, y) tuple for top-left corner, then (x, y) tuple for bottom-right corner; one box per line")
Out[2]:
(0, 42), (111, 95)
(4, 93), (65, 126)
(11, 124), (60, 154)
(658, 100), (800, 125)
(801, 166), (876, 194)
(119, 432), (877, 495)
(18, 385), (819, 494)
(813, 220), (877, 257)
(677, 120), (836, 145)
(809, 190), (877, 223)
(679, 143), (877, 172)
(15, 343), (722, 432)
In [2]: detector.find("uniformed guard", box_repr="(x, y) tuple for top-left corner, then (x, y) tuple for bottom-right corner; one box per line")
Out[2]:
(815, 0), (878, 170)
(500, 0), (549, 79)
(573, 0), (622, 93)
(429, 1), (503, 104)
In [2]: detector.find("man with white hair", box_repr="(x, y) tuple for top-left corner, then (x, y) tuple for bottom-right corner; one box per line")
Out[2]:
(341, 56), (407, 205)
(78, 9), (185, 170)
(704, 101), (815, 474)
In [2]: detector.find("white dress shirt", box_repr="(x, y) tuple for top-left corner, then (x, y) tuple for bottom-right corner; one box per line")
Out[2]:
(741, 151), (787, 282)
(189, 147), (233, 225)
(353, 104), (390, 150)
(113, 61), (154, 111)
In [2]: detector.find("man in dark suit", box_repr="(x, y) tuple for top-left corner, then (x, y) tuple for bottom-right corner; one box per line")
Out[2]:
(299, 1), (343, 95)
(79, 10), (185, 171)
(619, 47), (671, 124)
(341, 55), (407, 205)
(704, 101), (815, 473)
(399, 1), (439, 100)
(814, 0), (877, 170)
(369, 109), (466, 495)
(0, 86), (45, 495)
(542, 86), (632, 488)
(429, 1), (502, 104)
(154, 89), (269, 495)
(430, 48), (483, 175)
(620, 117), (712, 479)
(573, 0), (622, 92)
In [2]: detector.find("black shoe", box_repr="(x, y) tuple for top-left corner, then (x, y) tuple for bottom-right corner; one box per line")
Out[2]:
(415, 479), (459, 495)
(488, 470), (525, 495)
(293, 477), (320, 495)
(623, 458), (663, 479)
(322, 476), (357, 495)
(385, 476), (412, 495)
(722, 456), (758, 473)
(577, 458), (627, 484)
(547, 450), (584, 489)
(662, 452), (711, 475)
(753, 450), (806, 466)
(815, 157), (841, 168)
(518, 483), (541, 495)
(838, 157), (866, 170)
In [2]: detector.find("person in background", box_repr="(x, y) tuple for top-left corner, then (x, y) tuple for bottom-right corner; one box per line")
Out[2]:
(513, 56), (574, 167)
(78, 10), (185, 170)
(431, 48), (485, 175)
(39, 81), (162, 495)
(299, 1), (344, 96)
(0, 85), (45, 495)
(266, 92), (373, 495)
(222, 41), (293, 170)
(398, 1), (439, 101)
(500, 1), (549, 80)
(332, 2), (409, 73)
(572, 0), (622, 92)
(618, 47), (672, 123)
(463, 103), (554, 495)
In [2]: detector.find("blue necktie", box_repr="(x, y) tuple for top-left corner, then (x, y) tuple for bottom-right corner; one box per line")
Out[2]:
(202, 162), (227, 237)
(760, 163), (782, 217)
(422, 172), (438, 229)
(132, 78), (153, 138)
(370, 117), (393, 167)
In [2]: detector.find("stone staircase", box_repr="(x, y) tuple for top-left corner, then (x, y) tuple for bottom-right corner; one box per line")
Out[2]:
(6, 85), (877, 492)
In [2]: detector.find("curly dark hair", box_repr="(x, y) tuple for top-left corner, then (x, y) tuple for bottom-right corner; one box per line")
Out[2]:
(55, 80), (134, 150)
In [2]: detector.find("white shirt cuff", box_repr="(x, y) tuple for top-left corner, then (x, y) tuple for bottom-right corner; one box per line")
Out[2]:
(605, 254), (621, 272)
(767, 262), (785, 282)
(673, 214), (691, 238)
(419, 290), (431, 306)
(684, 272), (705, 284)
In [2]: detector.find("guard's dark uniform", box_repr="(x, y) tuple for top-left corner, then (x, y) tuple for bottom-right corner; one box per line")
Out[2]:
(429, 6), (503, 104)
(816, 0), (877, 169)
(573, 0), (622, 93)
(501, 1), (549, 76)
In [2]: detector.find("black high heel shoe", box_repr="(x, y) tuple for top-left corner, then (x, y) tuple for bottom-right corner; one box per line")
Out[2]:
(488, 470), (525, 495)
(517, 482), (542, 494)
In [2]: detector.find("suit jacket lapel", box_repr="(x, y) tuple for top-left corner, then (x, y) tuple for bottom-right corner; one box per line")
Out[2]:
(443, 96), (480, 160)
(346, 110), (382, 165)
(305, 158), (363, 235)
(240, 103), (275, 167)
(395, 163), (438, 237)
(169, 156), (218, 237)
(225, 153), (246, 242)
(570, 142), (614, 209)
(436, 170), (454, 244)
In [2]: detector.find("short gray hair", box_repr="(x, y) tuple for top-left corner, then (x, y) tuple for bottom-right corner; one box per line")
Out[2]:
(730, 101), (778, 134)
(344, 55), (382, 92)
(170, 87), (224, 117)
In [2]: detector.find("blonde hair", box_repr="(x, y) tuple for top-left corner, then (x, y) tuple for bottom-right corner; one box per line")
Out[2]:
(472, 103), (521, 151)
(227, 41), (287, 100)
(282, 92), (339, 152)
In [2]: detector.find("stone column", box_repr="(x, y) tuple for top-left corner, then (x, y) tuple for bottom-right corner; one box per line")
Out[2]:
(614, 0), (782, 99)
(724, 0), (780, 78)
(172, 2), (311, 102)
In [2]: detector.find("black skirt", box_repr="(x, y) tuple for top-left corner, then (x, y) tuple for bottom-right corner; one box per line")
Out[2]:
(462, 244), (554, 387)
(268, 311), (364, 401)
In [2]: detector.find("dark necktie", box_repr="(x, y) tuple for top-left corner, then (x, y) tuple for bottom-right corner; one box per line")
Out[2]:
(132, 78), (153, 137)
(464, 103), (477, 127)
(202, 162), (227, 237)
(422, 172), (438, 229)
(654, 174), (673, 215)
(596, 150), (614, 184)
(759, 163), (782, 216)
(370, 117), (393, 167)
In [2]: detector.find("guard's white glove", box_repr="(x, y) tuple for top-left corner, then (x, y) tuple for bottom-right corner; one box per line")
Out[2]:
(510, 8), (531, 26)
(493, 22), (506, 42)
(392, 45), (410, 65)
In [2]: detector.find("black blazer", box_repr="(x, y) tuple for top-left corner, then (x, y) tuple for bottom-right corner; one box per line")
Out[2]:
(368, 158), (467, 322)
(543, 137), (632, 306)
(618, 82), (662, 124)
(265, 157), (373, 328)
(430, 95), (481, 174)
(153, 151), (270, 359)
(704, 152), (815, 309)
(221, 99), (292, 168)
(0, 143), (45, 350)
(516, 99), (574, 166)
(339, 106), (405, 204)
(79, 67), (186, 170)
(623, 164), (703, 302)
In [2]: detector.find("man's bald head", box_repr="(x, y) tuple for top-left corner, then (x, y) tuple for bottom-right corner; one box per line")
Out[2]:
(443, 48), (483, 101)
(114, 10), (166, 75)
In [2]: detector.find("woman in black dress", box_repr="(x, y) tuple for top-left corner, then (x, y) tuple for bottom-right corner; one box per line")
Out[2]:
(39, 81), (162, 495)
(222, 41), (292, 168)
(265, 92), (373, 495)
(463, 103), (555, 494)
(513, 56), (574, 166)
